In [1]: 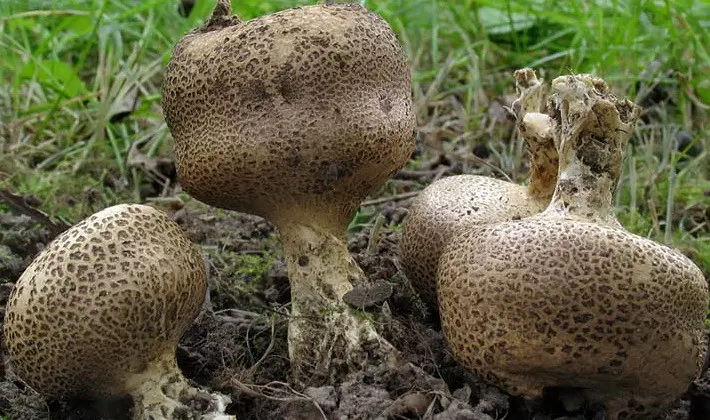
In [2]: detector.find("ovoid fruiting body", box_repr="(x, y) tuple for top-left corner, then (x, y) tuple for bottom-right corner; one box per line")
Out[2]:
(438, 74), (708, 418)
(3, 204), (206, 399)
(439, 220), (708, 412)
(399, 174), (549, 311)
(163, 1), (415, 386)
(162, 3), (416, 232)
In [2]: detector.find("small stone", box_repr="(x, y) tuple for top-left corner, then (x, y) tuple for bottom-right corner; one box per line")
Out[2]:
(343, 280), (394, 309)
(434, 400), (481, 420)
(380, 392), (431, 418)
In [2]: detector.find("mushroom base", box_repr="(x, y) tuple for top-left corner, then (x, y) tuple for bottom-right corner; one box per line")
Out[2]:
(279, 223), (397, 386)
(127, 350), (235, 420)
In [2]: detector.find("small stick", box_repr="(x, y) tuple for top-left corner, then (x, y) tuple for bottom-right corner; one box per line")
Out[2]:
(0, 189), (71, 238)
(366, 213), (386, 254)
(361, 191), (420, 207)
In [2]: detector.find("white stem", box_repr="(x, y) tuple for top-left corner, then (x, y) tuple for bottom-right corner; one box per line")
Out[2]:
(126, 349), (235, 420)
(539, 74), (640, 226)
(278, 223), (396, 385)
(510, 69), (558, 200)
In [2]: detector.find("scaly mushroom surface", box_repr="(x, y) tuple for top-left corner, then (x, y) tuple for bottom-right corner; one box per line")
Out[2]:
(3, 204), (233, 420)
(437, 74), (708, 419)
(399, 69), (557, 313)
(162, 1), (416, 384)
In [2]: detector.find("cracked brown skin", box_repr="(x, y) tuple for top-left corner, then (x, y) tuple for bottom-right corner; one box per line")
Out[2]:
(437, 75), (709, 419)
(399, 175), (552, 313)
(3, 204), (206, 400)
(399, 69), (557, 313)
(162, 2), (416, 385)
(162, 2), (416, 234)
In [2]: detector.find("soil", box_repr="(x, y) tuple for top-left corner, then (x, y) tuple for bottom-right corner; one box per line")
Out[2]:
(1, 97), (708, 420)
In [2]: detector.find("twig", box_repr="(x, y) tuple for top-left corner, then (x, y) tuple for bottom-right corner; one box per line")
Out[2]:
(0, 189), (71, 238)
(366, 213), (386, 254)
(463, 153), (513, 183)
(393, 169), (440, 180)
(245, 318), (277, 374)
(361, 191), (420, 207)
(678, 73), (710, 110)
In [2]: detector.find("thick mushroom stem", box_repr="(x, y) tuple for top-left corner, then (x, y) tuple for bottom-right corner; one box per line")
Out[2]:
(126, 350), (234, 420)
(522, 113), (557, 199)
(278, 223), (395, 385)
(510, 69), (558, 200)
(541, 74), (641, 226)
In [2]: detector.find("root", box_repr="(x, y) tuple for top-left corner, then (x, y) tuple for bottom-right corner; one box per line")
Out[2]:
(229, 380), (328, 419)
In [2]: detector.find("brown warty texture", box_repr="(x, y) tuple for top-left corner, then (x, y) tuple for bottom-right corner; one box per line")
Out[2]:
(439, 220), (707, 403)
(3, 204), (206, 399)
(399, 175), (549, 311)
(399, 69), (556, 313)
(162, 3), (416, 232)
(437, 74), (708, 419)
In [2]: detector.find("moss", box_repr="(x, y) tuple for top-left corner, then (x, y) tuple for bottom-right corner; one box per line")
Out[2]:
(206, 249), (277, 311)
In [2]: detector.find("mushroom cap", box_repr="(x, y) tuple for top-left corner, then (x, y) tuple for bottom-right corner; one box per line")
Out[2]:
(3, 204), (206, 399)
(399, 175), (548, 311)
(438, 218), (708, 414)
(162, 3), (416, 231)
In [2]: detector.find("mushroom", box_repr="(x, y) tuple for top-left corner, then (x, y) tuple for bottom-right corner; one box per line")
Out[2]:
(399, 68), (557, 314)
(437, 74), (708, 418)
(161, 1), (416, 383)
(3, 204), (234, 420)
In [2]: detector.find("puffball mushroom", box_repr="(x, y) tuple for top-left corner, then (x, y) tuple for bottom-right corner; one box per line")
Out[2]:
(3, 204), (234, 420)
(399, 68), (557, 313)
(162, 1), (415, 383)
(438, 74), (709, 419)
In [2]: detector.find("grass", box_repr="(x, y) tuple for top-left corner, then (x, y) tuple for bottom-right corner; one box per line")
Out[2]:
(0, 0), (708, 274)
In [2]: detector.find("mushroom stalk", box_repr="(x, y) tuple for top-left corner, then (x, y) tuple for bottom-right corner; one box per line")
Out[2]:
(278, 222), (394, 383)
(540, 74), (639, 226)
(518, 112), (558, 200)
(524, 114), (557, 199)
(544, 149), (620, 226)
(128, 350), (233, 420)
(510, 69), (557, 200)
